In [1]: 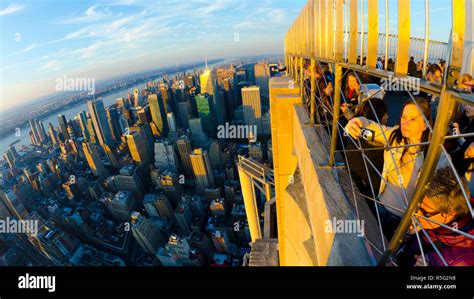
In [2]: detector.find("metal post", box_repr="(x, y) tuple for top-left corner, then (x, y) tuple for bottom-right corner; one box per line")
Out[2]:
(422, 0), (429, 78)
(378, 87), (457, 265)
(238, 165), (262, 242)
(384, 0), (389, 70)
(328, 64), (342, 166)
(300, 57), (304, 98)
(310, 59), (316, 124)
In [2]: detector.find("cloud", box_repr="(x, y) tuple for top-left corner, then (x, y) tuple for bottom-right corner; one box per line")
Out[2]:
(0, 3), (26, 16)
(7, 43), (38, 56)
(57, 5), (114, 24)
(36, 60), (62, 73)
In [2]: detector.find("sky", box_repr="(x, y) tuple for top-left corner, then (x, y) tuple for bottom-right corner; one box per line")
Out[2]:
(0, 0), (451, 112)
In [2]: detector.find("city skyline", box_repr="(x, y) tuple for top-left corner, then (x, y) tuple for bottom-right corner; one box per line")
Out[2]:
(0, 0), (453, 112)
(0, 0), (306, 111)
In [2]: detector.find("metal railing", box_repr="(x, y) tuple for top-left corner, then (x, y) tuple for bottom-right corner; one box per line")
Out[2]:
(285, 0), (473, 266)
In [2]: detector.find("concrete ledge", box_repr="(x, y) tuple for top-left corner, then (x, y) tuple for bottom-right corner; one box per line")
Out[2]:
(291, 105), (387, 266)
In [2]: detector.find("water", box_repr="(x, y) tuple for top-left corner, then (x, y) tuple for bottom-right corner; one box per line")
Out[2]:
(0, 60), (230, 154)
(0, 82), (147, 154)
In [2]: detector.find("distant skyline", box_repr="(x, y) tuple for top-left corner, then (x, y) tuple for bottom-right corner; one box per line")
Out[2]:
(0, 0), (451, 112)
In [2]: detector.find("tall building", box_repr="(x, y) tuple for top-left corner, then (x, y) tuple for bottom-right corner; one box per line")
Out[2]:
(177, 101), (191, 129)
(166, 112), (177, 133)
(133, 88), (140, 107)
(154, 140), (179, 173)
(241, 86), (263, 134)
(254, 62), (270, 100)
(248, 142), (263, 162)
(0, 189), (29, 219)
(159, 84), (171, 113)
(106, 107), (122, 143)
(200, 69), (225, 125)
(166, 234), (194, 265)
(57, 114), (70, 141)
(87, 99), (115, 147)
(3, 146), (19, 169)
(188, 118), (208, 146)
(190, 148), (214, 189)
(103, 165), (145, 199)
(194, 94), (214, 136)
(129, 124), (155, 162)
(158, 171), (184, 207)
(82, 142), (109, 179)
(210, 198), (227, 217)
(100, 191), (136, 223)
(131, 212), (165, 255)
(87, 118), (98, 144)
(143, 193), (176, 222)
(208, 141), (222, 170)
(77, 111), (90, 140)
(211, 230), (231, 253)
(29, 119), (41, 145)
(148, 94), (168, 137)
(48, 123), (59, 145)
(176, 136), (194, 179)
(126, 131), (151, 167)
(223, 78), (236, 121)
(174, 199), (193, 236)
(35, 119), (47, 143)
(137, 106), (151, 124)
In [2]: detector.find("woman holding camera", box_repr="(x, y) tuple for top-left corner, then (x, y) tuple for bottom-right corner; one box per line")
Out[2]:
(344, 98), (432, 239)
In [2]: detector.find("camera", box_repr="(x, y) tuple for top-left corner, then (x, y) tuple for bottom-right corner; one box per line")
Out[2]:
(361, 128), (375, 141)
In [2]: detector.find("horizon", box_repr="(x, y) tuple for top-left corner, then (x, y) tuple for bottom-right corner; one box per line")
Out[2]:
(0, 0), (452, 112)
(0, 0), (306, 112)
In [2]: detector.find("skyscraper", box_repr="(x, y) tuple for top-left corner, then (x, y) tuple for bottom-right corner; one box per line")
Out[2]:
(254, 62), (270, 100)
(188, 118), (208, 146)
(176, 136), (194, 179)
(100, 191), (136, 223)
(82, 142), (109, 179)
(106, 107), (122, 143)
(148, 94), (169, 137)
(241, 86), (262, 134)
(174, 199), (193, 236)
(87, 99), (115, 147)
(104, 166), (145, 199)
(194, 94), (214, 136)
(77, 111), (90, 140)
(154, 140), (179, 173)
(143, 193), (176, 222)
(223, 78), (236, 121)
(48, 123), (58, 145)
(190, 148), (214, 189)
(200, 68), (225, 125)
(133, 88), (140, 107)
(177, 101), (191, 129)
(126, 131), (151, 167)
(166, 112), (177, 133)
(57, 114), (70, 141)
(131, 212), (166, 255)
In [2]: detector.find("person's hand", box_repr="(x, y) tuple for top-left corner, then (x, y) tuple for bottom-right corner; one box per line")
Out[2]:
(341, 103), (350, 114)
(344, 118), (363, 139)
(414, 255), (428, 266)
(464, 142), (474, 159)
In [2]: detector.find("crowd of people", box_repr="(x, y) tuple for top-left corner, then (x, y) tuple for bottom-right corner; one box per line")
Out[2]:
(300, 59), (474, 266)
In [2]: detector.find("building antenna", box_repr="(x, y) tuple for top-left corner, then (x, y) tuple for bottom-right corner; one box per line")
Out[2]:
(205, 54), (208, 69)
